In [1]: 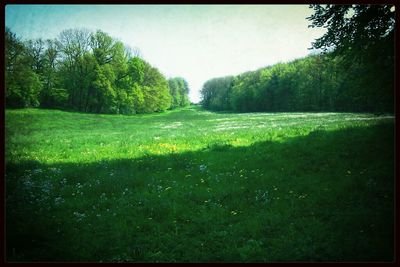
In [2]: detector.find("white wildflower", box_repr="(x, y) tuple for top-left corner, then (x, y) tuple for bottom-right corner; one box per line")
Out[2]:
(199, 164), (207, 172)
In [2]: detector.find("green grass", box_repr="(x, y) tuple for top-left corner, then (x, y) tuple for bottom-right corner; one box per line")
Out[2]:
(5, 106), (394, 262)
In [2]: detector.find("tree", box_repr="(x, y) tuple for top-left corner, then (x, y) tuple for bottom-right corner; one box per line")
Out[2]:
(168, 78), (181, 108)
(307, 4), (394, 112)
(5, 28), (24, 73)
(141, 62), (171, 112)
(200, 76), (233, 111)
(168, 77), (190, 108)
(5, 28), (184, 115)
(127, 57), (145, 84)
(25, 39), (46, 75)
(307, 5), (395, 55)
(5, 28), (42, 108)
(58, 28), (92, 109)
(91, 64), (117, 113)
(91, 30), (118, 66)
(39, 39), (58, 107)
(178, 78), (190, 107)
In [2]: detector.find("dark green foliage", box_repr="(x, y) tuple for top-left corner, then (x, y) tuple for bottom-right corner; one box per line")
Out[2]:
(309, 4), (394, 112)
(141, 62), (172, 113)
(307, 5), (395, 55)
(6, 66), (42, 108)
(200, 51), (393, 113)
(5, 28), (189, 114)
(201, 76), (234, 111)
(5, 28), (43, 108)
(168, 77), (190, 109)
(201, 5), (394, 113)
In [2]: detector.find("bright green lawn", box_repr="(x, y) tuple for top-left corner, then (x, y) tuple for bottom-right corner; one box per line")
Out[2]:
(5, 106), (394, 262)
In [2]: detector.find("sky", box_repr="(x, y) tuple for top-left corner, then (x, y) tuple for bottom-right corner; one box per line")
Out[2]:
(6, 5), (326, 103)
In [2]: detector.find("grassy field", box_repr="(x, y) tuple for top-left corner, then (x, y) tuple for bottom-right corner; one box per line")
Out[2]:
(5, 105), (394, 262)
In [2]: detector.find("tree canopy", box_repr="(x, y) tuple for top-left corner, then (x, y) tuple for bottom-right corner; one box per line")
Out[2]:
(307, 4), (394, 112)
(200, 4), (394, 113)
(307, 4), (395, 55)
(5, 28), (190, 114)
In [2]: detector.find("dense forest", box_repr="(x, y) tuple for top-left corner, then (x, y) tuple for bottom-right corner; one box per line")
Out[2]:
(200, 5), (394, 113)
(5, 28), (190, 114)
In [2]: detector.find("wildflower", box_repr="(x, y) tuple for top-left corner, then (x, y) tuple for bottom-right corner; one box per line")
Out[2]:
(199, 164), (207, 172)
(54, 197), (64, 206)
(23, 179), (34, 188)
(231, 211), (237, 215)
(60, 178), (67, 186)
(200, 179), (205, 183)
(73, 211), (86, 222)
(32, 169), (43, 174)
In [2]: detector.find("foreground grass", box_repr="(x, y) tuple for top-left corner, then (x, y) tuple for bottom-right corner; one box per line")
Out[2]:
(5, 106), (394, 262)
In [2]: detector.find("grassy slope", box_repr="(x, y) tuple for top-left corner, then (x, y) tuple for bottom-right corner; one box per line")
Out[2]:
(5, 106), (394, 262)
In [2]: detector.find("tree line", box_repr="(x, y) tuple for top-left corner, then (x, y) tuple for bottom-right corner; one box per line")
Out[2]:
(5, 28), (190, 114)
(200, 5), (394, 113)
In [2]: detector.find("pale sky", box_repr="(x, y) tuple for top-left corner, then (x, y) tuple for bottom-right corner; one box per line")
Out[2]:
(5, 5), (326, 103)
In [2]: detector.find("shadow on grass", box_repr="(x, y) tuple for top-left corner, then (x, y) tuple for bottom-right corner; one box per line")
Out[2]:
(5, 123), (394, 262)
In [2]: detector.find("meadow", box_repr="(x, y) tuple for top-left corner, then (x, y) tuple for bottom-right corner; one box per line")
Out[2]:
(5, 105), (394, 262)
